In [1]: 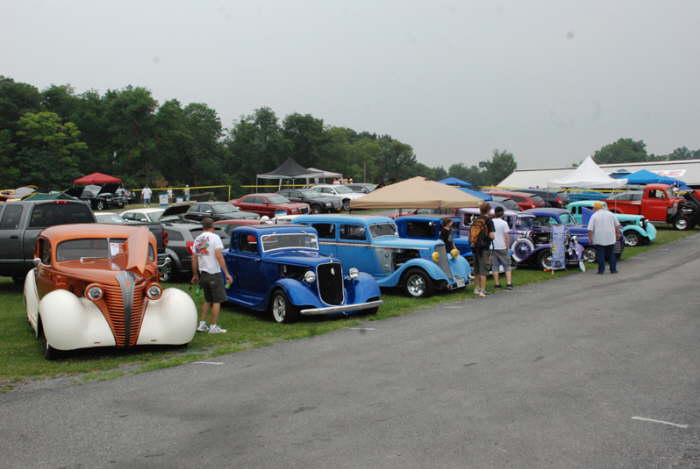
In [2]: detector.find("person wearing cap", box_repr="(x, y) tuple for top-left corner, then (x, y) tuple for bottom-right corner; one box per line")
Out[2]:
(490, 206), (513, 289)
(587, 201), (622, 274)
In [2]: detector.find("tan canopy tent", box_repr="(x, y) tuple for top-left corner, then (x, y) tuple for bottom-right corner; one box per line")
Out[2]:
(350, 176), (483, 209)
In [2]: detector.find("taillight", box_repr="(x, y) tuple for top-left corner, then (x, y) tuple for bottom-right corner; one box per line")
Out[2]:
(162, 230), (168, 246)
(54, 200), (68, 205)
(186, 241), (194, 255)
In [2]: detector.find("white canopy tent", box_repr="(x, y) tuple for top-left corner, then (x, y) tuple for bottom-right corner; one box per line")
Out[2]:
(548, 156), (627, 188)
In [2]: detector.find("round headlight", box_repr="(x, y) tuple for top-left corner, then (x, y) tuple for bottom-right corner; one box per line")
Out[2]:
(432, 251), (440, 262)
(571, 235), (578, 242)
(146, 283), (163, 300)
(304, 271), (316, 283)
(450, 248), (460, 259)
(349, 267), (359, 279)
(85, 284), (103, 301)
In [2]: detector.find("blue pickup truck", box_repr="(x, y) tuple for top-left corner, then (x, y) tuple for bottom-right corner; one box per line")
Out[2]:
(294, 215), (470, 298)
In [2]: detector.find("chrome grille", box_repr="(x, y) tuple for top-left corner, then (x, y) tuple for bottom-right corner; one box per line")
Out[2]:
(435, 245), (453, 277)
(101, 283), (146, 347)
(317, 262), (343, 305)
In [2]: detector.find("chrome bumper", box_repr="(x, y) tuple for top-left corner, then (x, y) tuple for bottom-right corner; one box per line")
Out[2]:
(300, 300), (383, 316)
(157, 255), (171, 269)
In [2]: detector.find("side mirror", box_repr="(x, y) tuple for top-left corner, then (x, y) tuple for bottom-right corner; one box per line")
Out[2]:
(33, 258), (41, 267)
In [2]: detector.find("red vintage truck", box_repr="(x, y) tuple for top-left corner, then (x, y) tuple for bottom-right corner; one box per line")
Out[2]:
(604, 184), (698, 230)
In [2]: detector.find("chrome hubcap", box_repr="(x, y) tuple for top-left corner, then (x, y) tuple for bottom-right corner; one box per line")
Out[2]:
(583, 248), (596, 263)
(625, 233), (639, 246)
(676, 219), (688, 230)
(407, 275), (426, 297)
(272, 295), (286, 322)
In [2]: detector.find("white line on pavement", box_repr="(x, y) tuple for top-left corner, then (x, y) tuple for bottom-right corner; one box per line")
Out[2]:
(631, 416), (688, 429)
(193, 361), (224, 366)
(349, 327), (376, 331)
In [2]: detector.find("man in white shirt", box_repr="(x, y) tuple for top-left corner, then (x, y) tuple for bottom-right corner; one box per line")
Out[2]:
(142, 186), (152, 206)
(191, 217), (233, 333)
(587, 201), (622, 274)
(490, 207), (513, 289)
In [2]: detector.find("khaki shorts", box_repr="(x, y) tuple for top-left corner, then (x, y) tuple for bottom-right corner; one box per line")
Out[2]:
(199, 271), (227, 304)
(472, 249), (491, 276)
(491, 249), (511, 272)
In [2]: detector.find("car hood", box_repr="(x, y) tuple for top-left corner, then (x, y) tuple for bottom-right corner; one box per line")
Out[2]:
(278, 202), (309, 210)
(162, 203), (193, 217)
(263, 249), (341, 267)
(372, 236), (442, 250)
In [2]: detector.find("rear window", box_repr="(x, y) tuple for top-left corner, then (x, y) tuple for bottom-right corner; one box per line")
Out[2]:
(29, 203), (93, 228)
(167, 229), (184, 241)
(405, 221), (435, 238)
(312, 223), (335, 239)
(531, 196), (545, 205)
(369, 223), (398, 238)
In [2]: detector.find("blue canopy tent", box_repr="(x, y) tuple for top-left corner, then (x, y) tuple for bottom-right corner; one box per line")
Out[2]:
(459, 187), (492, 201)
(625, 169), (690, 190)
(438, 177), (473, 187)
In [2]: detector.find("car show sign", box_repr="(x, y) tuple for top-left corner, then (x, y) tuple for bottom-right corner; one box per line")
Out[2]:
(550, 224), (566, 270)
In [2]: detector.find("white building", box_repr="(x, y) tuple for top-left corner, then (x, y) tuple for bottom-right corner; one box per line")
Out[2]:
(498, 159), (700, 189)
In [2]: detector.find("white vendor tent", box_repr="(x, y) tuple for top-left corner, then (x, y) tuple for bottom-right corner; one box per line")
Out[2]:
(548, 156), (627, 188)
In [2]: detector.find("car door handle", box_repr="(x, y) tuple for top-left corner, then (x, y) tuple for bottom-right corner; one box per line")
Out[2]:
(9, 235), (18, 239)
(254, 258), (261, 262)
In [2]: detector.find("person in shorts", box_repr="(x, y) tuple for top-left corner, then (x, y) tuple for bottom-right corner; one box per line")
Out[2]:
(490, 206), (513, 290)
(191, 217), (233, 334)
(471, 202), (495, 298)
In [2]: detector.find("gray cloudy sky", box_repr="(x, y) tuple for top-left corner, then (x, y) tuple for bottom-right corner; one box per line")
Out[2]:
(2, 0), (699, 169)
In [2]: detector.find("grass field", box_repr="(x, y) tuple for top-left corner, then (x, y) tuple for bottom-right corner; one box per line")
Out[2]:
(0, 226), (696, 388)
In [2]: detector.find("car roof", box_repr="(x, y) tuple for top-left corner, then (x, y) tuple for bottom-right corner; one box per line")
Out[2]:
(523, 208), (569, 215)
(243, 193), (277, 197)
(486, 190), (534, 197)
(121, 208), (164, 214)
(295, 214), (394, 224)
(231, 224), (317, 233)
(40, 223), (155, 240)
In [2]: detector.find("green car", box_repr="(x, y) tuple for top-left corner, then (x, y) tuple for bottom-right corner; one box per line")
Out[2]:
(567, 201), (657, 247)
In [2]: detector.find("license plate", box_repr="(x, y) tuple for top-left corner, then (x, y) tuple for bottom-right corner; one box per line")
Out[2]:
(455, 277), (465, 288)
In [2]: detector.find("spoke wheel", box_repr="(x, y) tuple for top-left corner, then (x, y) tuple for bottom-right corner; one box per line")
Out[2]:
(270, 290), (299, 323)
(582, 247), (596, 264)
(624, 232), (640, 247)
(402, 268), (433, 298)
(96, 200), (105, 211)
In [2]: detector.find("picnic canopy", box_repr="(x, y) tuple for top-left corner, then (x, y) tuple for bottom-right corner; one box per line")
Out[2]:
(73, 172), (122, 184)
(350, 176), (483, 209)
(624, 169), (690, 190)
(257, 158), (323, 181)
(438, 177), (473, 187)
(307, 167), (342, 179)
(459, 187), (492, 201)
(548, 156), (627, 188)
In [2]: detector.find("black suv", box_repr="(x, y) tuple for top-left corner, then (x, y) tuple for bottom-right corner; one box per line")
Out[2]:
(183, 201), (259, 222)
(160, 221), (230, 281)
(277, 189), (342, 213)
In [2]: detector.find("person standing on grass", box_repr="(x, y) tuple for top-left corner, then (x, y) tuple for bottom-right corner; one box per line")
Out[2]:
(191, 217), (233, 334)
(142, 185), (152, 207)
(470, 202), (495, 298)
(587, 201), (621, 274)
(490, 206), (513, 290)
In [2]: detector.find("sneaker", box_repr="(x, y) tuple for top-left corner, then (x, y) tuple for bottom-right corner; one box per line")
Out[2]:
(477, 291), (487, 298)
(196, 321), (209, 332)
(506, 284), (514, 290)
(482, 290), (492, 296)
(494, 284), (502, 289)
(473, 287), (481, 295)
(208, 324), (227, 334)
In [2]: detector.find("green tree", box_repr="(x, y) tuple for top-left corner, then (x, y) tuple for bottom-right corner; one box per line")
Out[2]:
(15, 111), (87, 190)
(478, 149), (517, 185)
(0, 76), (41, 132)
(0, 130), (19, 187)
(593, 138), (648, 164)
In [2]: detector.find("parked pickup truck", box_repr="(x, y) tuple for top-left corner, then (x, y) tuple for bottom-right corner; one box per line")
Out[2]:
(0, 200), (170, 283)
(604, 184), (689, 230)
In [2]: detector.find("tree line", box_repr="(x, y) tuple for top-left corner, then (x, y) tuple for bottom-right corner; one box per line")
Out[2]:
(0, 75), (518, 194)
(593, 138), (700, 165)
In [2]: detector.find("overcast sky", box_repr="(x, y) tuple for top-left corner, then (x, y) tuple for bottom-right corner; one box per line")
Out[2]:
(2, 0), (699, 169)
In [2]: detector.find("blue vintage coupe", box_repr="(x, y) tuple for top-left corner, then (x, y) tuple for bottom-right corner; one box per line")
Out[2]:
(223, 224), (382, 323)
(294, 215), (471, 298)
(394, 215), (473, 260)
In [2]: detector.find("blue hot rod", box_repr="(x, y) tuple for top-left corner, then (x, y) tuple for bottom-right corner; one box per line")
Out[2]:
(294, 215), (471, 298)
(224, 224), (382, 323)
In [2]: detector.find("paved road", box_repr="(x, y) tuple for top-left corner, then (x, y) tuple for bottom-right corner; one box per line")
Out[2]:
(2, 234), (700, 469)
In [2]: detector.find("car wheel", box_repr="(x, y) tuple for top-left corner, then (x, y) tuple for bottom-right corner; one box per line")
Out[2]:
(582, 247), (596, 264)
(537, 249), (553, 270)
(624, 231), (640, 247)
(159, 258), (173, 282)
(673, 217), (690, 231)
(310, 204), (321, 214)
(270, 289), (299, 324)
(342, 199), (351, 211)
(96, 200), (105, 211)
(402, 268), (433, 298)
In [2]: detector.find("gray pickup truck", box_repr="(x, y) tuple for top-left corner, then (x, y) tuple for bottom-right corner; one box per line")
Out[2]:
(0, 200), (169, 283)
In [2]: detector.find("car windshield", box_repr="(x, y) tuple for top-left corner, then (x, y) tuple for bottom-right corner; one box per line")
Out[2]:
(213, 204), (238, 214)
(369, 223), (398, 237)
(532, 216), (555, 226)
(267, 195), (289, 204)
(148, 210), (164, 221)
(260, 233), (319, 252)
(516, 216), (535, 228)
(96, 213), (125, 224)
(57, 237), (155, 262)
(333, 186), (352, 194)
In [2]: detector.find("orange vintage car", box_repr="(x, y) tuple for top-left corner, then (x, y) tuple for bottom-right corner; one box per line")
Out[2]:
(23, 224), (197, 359)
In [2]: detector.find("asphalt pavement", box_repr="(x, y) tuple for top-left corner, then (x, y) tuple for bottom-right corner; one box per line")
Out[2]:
(2, 233), (700, 468)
